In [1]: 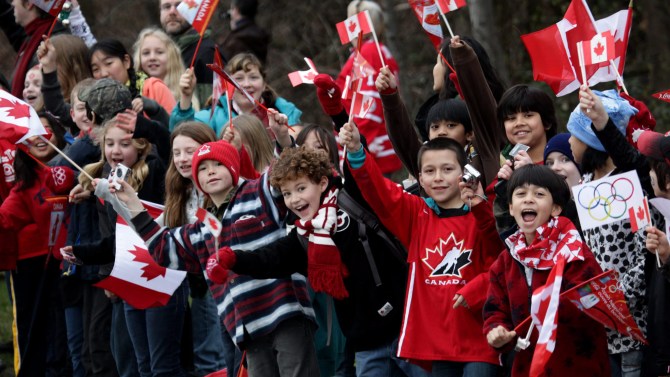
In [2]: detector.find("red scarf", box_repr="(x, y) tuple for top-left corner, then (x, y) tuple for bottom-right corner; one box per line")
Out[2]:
(506, 216), (585, 270)
(11, 17), (53, 97)
(294, 186), (349, 299)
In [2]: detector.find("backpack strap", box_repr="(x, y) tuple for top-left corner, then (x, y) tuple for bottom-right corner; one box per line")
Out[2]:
(358, 221), (382, 287)
(337, 189), (408, 264)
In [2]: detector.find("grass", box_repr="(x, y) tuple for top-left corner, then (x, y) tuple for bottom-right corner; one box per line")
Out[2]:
(0, 273), (15, 377)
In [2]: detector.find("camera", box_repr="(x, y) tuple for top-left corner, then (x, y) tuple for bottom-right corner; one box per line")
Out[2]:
(112, 163), (130, 190)
(461, 164), (481, 186)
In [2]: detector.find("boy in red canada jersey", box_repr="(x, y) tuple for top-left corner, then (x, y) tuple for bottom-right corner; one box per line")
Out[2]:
(340, 121), (503, 376)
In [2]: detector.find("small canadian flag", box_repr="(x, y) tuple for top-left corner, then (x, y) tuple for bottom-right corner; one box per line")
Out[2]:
(579, 31), (616, 66)
(196, 207), (222, 238)
(287, 58), (319, 87)
(435, 0), (466, 14)
(336, 10), (373, 44)
(351, 93), (376, 120)
(628, 196), (651, 233)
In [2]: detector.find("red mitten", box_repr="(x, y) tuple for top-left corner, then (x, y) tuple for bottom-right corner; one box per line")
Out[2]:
(620, 92), (657, 146)
(449, 72), (465, 99)
(314, 74), (344, 116)
(206, 246), (236, 284)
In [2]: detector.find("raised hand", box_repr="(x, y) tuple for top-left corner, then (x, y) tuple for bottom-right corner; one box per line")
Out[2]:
(646, 226), (670, 266)
(109, 179), (145, 218)
(375, 65), (397, 93)
(339, 122), (362, 152)
(578, 85), (609, 130)
(37, 36), (57, 74)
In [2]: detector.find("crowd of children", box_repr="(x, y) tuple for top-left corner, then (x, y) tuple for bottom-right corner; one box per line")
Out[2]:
(0, 1), (669, 377)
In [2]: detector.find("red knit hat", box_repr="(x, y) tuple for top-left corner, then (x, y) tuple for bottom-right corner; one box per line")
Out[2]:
(191, 141), (240, 194)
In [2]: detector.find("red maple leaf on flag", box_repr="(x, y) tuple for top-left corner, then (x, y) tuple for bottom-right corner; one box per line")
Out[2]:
(208, 218), (220, 233)
(425, 12), (440, 25)
(184, 0), (198, 9)
(305, 71), (317, 81)
(637, 206), (646, 221)
(129, 245), (167, 281)
(593, 42), (605, 57)
(348, 21), (357, 33)
(0, 96), (30, 120)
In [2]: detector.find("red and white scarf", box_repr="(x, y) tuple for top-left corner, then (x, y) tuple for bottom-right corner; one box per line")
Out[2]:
(506, 216), (585, 270)
(295, 186), (349, 299)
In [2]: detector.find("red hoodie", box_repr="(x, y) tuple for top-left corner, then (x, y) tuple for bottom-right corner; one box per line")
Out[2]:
(0, 165), (74, 260)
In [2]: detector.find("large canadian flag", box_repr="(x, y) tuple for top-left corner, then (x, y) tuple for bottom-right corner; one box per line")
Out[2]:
(529, 256), (566, 377)
(95, 201), (187, 309)
(0, 90), (47, 144)
(177, 0), (220, 36)
(408, 0), (444, 50)
(30, 0), (66, 17)
(435, 0), (466, 14)
(521, 0), (631, 96)
(336, 10), (373, 44)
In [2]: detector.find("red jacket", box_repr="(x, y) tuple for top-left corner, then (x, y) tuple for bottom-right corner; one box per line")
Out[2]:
(349, 150), (503, 365)
(337, 40), (401, 174)
(483, 248), (610, 376)
(0, 165), (74, 261)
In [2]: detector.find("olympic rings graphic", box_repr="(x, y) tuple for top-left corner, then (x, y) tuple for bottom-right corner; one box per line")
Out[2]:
(577, 178), (634, 221)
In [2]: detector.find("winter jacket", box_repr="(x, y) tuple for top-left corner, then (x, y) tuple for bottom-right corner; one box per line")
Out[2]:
(0, 165), (75, 260)
(131, 171), (315, 348)
(483, 245), (610, 376)
(169, 94), (301, 137)
(348, 147), (503, 365)
(231, 174), (408, 352)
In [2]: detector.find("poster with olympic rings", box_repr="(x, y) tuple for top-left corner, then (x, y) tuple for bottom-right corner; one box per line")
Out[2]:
(572, 170), (646, 231)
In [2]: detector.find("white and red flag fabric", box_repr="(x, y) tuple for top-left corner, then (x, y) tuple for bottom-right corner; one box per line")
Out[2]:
(408, 0), (444, 50)
(578, 31), (615, 66)
(628, 196), (651, 233)
(177, 0), (220, 36)
(207, 63), (256, 104)
(529, 256), (566, 377)
(521, 0), (598, 96)
(288, 58), (320, 87)
(211, 47), (233, 117)
(30, 0), (65, 17)
(521, 0), (632, 96)
(435, 0), (466, 14)
(95, 201), (187, 310)
(652, 89), (670, 104)
(0, 90), (48, 144)
(196, 207), (222, 238)
(336, 10), (373, 44)
(351, 93), (376, 120)
(563, 269), (647, 344)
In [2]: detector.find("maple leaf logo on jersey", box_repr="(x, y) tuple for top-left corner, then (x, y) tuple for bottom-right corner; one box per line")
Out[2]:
(129, 245), (167, 281)
(422, 233), (472, 277)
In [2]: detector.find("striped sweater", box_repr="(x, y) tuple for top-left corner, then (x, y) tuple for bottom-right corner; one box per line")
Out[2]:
(132, 173), (315, 347)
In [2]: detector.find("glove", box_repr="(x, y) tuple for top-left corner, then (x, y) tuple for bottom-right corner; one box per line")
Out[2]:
(314, 74), (344, 116)
(206, 246), (236, 284)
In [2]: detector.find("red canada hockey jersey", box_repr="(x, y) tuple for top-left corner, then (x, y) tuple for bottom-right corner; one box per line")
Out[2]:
(350, 151), (503, 365)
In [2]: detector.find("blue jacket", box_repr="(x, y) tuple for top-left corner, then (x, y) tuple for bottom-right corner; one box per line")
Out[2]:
(169, 95), (302, 136)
